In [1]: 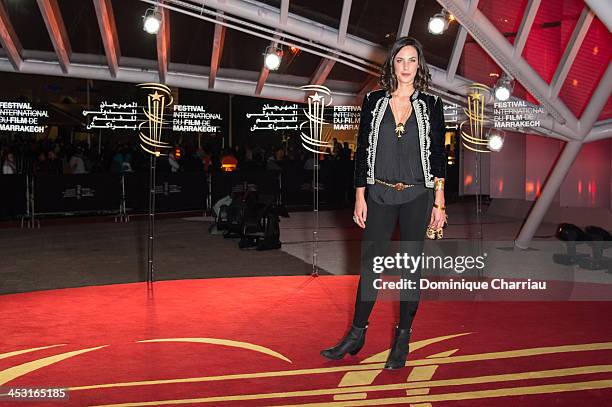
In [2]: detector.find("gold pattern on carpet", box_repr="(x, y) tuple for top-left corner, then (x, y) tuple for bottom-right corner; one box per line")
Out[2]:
(1, 334), (611, 406)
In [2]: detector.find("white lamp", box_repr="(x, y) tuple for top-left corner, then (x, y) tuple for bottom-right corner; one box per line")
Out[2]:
(264, 46), (283, 71)
(487, 129), (505, 152)
(493, 74), (514, 101)
(428, 10), (450, 35)
(143, 8), (162, 34)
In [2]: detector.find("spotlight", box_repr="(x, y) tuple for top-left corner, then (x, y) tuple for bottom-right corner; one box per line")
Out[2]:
(428, 10), (450, 35)
(143, 8), (162, 34)
(552, 223), (590, 265)
(264, 46), (283, 70)
(487, 129), (505, 152)
(576, 226), (612, 271)
(493, 74), (514, 101)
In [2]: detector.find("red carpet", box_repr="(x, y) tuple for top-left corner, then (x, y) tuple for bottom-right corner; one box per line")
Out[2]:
(0, 276), (611, 406)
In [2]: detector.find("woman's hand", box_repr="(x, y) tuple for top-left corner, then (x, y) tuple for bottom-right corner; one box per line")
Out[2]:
(429, 187), (447, 230)
(429, 205), (446, 230)
(354, 188), (367, 229)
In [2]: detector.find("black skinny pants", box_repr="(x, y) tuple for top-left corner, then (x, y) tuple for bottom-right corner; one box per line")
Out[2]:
(352, 189), (434, 329)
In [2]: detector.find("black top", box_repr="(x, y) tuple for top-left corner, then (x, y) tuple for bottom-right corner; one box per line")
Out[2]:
(369, 104), (428, 204)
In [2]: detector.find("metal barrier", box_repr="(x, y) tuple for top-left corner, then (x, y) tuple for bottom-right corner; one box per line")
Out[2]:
(22, 175), (39, 228)
(1, 160), (355, 225)
(114, 175), (130, 223)
(0, 174), (28, 225)
(1, 173), (208, 225)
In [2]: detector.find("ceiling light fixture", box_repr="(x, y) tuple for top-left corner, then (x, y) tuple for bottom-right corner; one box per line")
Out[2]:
(493, 73), (514, 101)
(264, 45), (283, 70)
(487, 129), (505, 152)
(143, 8), (162, 34)
(428, 10), (451, 35)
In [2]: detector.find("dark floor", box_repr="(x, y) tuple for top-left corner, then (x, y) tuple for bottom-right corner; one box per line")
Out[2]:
(0, 218), (322, 294)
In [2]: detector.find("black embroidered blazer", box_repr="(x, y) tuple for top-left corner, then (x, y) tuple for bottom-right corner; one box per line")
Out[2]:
(354, 89), (447, 189)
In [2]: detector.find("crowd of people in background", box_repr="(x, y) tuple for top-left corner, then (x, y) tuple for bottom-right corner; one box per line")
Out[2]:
(0, 135), (360, 209)
(0, 136), (354, 177)
(1, 136), (356, 206)
(1, 138), (133, 175)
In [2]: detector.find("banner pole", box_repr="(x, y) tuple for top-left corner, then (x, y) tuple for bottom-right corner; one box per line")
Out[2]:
(312, 150), (319, 277)
(147, 154), (157, 285)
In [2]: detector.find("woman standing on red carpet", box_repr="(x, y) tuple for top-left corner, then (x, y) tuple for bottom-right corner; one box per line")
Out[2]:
(320, 37), (447, 369)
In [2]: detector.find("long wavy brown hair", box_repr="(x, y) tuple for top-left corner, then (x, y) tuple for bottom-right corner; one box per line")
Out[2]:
(380, 37), (431, 93)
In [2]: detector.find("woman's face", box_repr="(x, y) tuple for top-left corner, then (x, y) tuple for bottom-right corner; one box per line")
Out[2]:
(393, 45), (419, 86)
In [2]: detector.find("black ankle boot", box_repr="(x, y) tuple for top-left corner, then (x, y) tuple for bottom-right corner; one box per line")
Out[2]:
(320, 324), (368, 360)
(384, 326), (411, 370)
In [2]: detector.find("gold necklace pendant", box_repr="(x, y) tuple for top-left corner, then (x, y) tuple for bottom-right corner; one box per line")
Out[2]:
(395, 122), (405, 137)
(391, 97), (409, 138)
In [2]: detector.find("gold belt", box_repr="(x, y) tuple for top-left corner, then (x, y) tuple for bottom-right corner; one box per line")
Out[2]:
(375, 179), (415, 191)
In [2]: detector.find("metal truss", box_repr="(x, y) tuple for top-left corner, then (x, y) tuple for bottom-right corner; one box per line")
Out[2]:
(93, 0), (120, 78)
(435, 0), (611, 248)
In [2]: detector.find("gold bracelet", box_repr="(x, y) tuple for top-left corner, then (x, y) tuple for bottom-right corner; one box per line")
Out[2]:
(433, 203), (446, 211)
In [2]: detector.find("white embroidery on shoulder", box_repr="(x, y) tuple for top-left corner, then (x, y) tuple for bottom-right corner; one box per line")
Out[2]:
(366, 95), (388, 184)
(413, 98), (434, 187)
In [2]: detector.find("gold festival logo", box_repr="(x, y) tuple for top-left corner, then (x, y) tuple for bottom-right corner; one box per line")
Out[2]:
(299, 85), (333, 154)
(461, 83), (492, 153)
(137, 83), (173, 156)
(1, 334), (612, 405)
